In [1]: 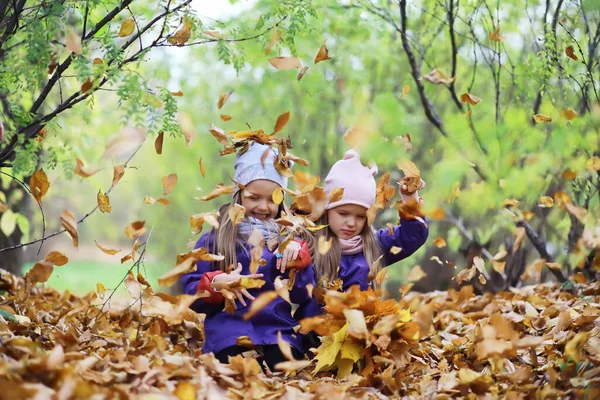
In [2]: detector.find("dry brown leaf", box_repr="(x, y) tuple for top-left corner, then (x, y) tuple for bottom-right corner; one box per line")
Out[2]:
(533, 114), (552, 123)
(513, 227), (526, 252)
(269, 56), (302, 70)
(162, 174), (178, 195)
(460, 93), (482, 105)
(45, 251), (68, 266)
(26, 261), (54, 283)
(265, 30), (280, 55)
(60, 210), (78, 247)
(273, 111), (290, 134)
(427, 207), (446, 220)
(328, 187), (344, 204)
(489, 26), (504, 42)
(314, 43), (332, 64)
(565, 46), (578, 61)
(434, 238), (447, 248)
(421, 68), (455, 85)
(190, 212), (220, 234)
(217, 90), (234, 110)
(228, 204), (245, 226)
(155, 131), (164, 155)
(81, 78), (92, 94)
(208, 124), (229, 146)
(30, 169), (50, 203)
(178, 113), (196, 147)
(198, 157), (206, 177)
(112, 164), (125, 186)
(171, 91), (183, 97)
(97, 190), (111, 213)
(297, 66), (309, 81)
(220, 114), (232, 121)
(407, 265), (426, 282)
(125, 220), (146, 240)
(560, 109), (577, 120)
(158, 258), (196, 288)
(272, 187), (285, 205)
(168, 18), (192, 46)
(243, 291), (278, 320)
(277, 331), (296, 361)
(95, 241), (120, 255)
(196, 184), (235, 201)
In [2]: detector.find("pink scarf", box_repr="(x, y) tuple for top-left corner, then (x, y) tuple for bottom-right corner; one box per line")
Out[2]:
(339, 235), (363, 255)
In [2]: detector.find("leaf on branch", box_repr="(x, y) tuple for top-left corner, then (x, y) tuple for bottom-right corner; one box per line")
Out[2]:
(60, 210), (78, 247)
(162, 174), (178, 195)
(74, 159), (99, 178)
(118, 19), (135, 37)
(168, 17), (192, 46)
(269, 57), (303, 70)
(30, 169), (50, 203)
(97, 190), (111, 213)
(81, 78), (92, 94)
(314, 44), (332, 64)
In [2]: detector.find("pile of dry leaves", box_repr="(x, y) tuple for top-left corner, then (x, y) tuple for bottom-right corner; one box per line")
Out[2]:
(1, 267), (599, 399)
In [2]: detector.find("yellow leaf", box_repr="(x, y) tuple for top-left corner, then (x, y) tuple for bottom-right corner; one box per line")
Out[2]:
(318, 236), (333, 255)
(565, 46), (578, 61)
(190, 212), (220, 234)
(538, 196), (554, 208)
(390, 246), (402, 255)
(560, 109), (577, 120)
(167, 18), (192, 46)
(30, 169), (50, 203)
(118, 19), (135, 37)
(277, 331), (296, 361)
(93, 58), (103, 64)
(158, 258), (196, 288)
(269, 56), (303, 70)
(420, 68), (455, 85)
(564, 331), (591, 363)
(155, 131), (164, 155)
(198, 157), (206, 177)
(434, 238), (447, 248)
(328, 187), (344, 204)
(217, 90), (233, 110)
(344, 309), (369, 341)
(45, 251), (68, 266)
(533, 114), (552, 123)
(144, 196), (170, 206)
(273, 111), (290, 134)
(162, 173), (178, 195)
(314, 324), (347, 372)
(488, 26), (504, 42)
(243, 291), (278, 320)
(545, 262), (562, 270)
(400, 84), (410, 99)
(513, 227), (526, 252)
(125, 220), (146, 240)
(95, 241), (120, 255)
(314, 43), (332, 64)
(174, 382), (196, 400)
(407, 265), (426, 282)
(96, 190), (111, 213)
(228, 204), (245, 226)
(196, 184), (235, 201)
(60, 210), (78, 247)
(586, 156), (600, 171)
(460, 93), (482, 105)
(236, 336), (254, 348)
(96, 283), (106, 293)
(272, 187), (284, 205)
(448, 183), (460, 203)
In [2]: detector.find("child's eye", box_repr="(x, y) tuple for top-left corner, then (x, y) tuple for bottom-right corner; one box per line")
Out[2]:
(358, 215), (366, 220)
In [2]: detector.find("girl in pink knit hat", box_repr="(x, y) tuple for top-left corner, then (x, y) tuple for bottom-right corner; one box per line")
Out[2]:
(302, 149), (428, 292)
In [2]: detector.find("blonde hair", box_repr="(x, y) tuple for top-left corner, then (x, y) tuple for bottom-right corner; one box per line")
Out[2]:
(306, 212), (383, 288)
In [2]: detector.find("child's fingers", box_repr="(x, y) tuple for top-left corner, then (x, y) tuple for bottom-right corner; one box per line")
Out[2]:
(235, 290), (247, 307)
(241, 289), (255, 301)
(234, 263), (242, 274)
(246, 273), (264, 279)
(276, 257), (282, 272)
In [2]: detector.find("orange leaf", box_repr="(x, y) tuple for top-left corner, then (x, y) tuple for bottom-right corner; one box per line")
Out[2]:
(489, 26), (504, 42)
(297, 66), (309, 81)
(208, 123), (229, 146)
(273, 111), (290, 134)
(60, 210), (78, 247)
(199, 157), (206, 177)
(407, 265), (426, 282)
(162, 173), (178, 195)
(427, 207), (446, 220)
(30, 169), (50, 203)
(314, 44), (332, 64)
(143, 196), (170, 205)
(265, 30), (280, 55)
(74, 158), (99, 178)
(460, 93), (482, 105)
(26, 261), (54, 283)
(220, 114), (232, 121)
(269, 56), (302, 70)
(81, 78), (92, 94)
(112, 164), (125, 186)
(45, 251), (68, 266)
(93, 58), (103, 64)
(565, 46), (578, 61)
(95, 241), (121, 255)
(560, 109), (577, 120)
(400, 84), (410, 99)
(328, 187), (344, 204)
(125, 220), (146, 240)
(155, 131), (164, 155)
(167, 18), (191, 46)
(97, 190), (111, 213)
(434, 238), (447, 248)
(244, 291), (278, 320)
(217, 90), (234, 110)
(196, 184), (235, 201)
(171, 91), (183, 97)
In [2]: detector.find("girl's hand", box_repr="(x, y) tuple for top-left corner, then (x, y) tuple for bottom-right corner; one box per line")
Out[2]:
(212, 263), (264, 307)
(399, 178), (425, 202)
(275, 240), (302, 273)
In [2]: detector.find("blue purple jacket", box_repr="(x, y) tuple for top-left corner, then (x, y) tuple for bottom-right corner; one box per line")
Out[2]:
(296, 217), (429, 320)
(181, 232), (316, 355)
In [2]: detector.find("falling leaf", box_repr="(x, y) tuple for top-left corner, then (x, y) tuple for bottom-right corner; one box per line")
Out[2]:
(407, 265), (426, 282)
(203, 30), (222, 38)
(26, 261), (54, 283)
(236, 336), (254, 348)
(538, 196), (554, 208)
(328, 187), (344, 204)
(374, 266), (387, 285)
(533, 114), (552, 123)
(190, 212), (220, 234)
(30, 169), (49, 203)
(265, 30), (280, 55)
(420, 68), (455, 85)
(118, 19), (135, 37)
(318, 236), (333, 255)
(489, 26), (504, 42)
(97, 190), (111, 213)
(125, 220), (146, 240)
(522, 211), (535, 221)
(243, 291), (278, 320)
(196, 184), (235, 201)
(493, 261), (506, 274)
(220, 114), (232, 121)
(93, 58), (103, 64)
(271, 187), (285, 205)
(586, 156), (600, 171)
(560, 109), (577, 120)
(158, 258), (196, 288)
(513, 227), (526, 252)
(434, 238), (447, 248)
(565, 46), (578, 61)
(397, 160), (421, 193)
(168, 18), (192, 46)
(503, 198), (520, 208)
(344, 309), (369, 341)
(155, 131), (164, 155)
(277, 331), (296, 361)
(460, 93), (482, 105)
(314, 43), (332, 64)
(74, 158), (99, 178)
(81, 78), (92, 93)
(162, 174), (178, 195)
(297, 66), (309, 81)
(208, 123), (229, 146)
(273, 111), (290, 134)
(448, 183), (460, 203)
(66, 29), (82, 55)
(95, 241), (120, 255)
(178, 113), (196, 147)
(545, 262), (562, 270)
(228, 204), (245, 226)
(198, 158), (206, 177)
(343, 114), (376, 150)
(112, 164), (125, 186)
(217, 90), (234, 110)
(275, 360), (312, 372)
(144, 196), (170, 205)
(102, 128), (145, 159)
(171, 91), (183, 97)
(400, 85), (410, 99)
(269, 56), (303, 70)
(430, 256), (443, 265)
(60, 210), (78, 247)
(427, 207), (446, 220)
(390, 246), (402, 255)
(45, 251), (68, 266)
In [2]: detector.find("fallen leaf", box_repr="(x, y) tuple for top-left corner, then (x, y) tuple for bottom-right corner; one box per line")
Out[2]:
(273, 111), (290, 134)
(162, 174), (178, 195)
(45, 251), (68, 266)
(95, 241), (120, 255)
(118, 19), (135, 37)
(30, 169), (50, 203)
(314, 43), (332, 64)
(125, 220), (146, 240)
(218, 90), (234, 110)
(60, 210), (78, 247)
(155, 131), (164, 155)
(174, 382), (196, 400)
(97, 190), (111, 213)
(269, 56), (302, 70)
(565, 46), (578, 61)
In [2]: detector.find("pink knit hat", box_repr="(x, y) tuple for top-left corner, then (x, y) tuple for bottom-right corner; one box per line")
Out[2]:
(324, 149), (377, 210)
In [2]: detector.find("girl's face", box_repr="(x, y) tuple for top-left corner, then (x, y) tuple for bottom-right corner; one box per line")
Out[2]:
(241, 180), (280, 220)
(327, 204), (368, 240)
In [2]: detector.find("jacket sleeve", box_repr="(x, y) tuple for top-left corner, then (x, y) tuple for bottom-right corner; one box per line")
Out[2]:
(377, 212), (429, 267)
(180, 233), (225, 316)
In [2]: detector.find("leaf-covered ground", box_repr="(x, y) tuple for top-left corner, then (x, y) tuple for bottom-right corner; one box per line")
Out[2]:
(1, 270), (599, 399)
